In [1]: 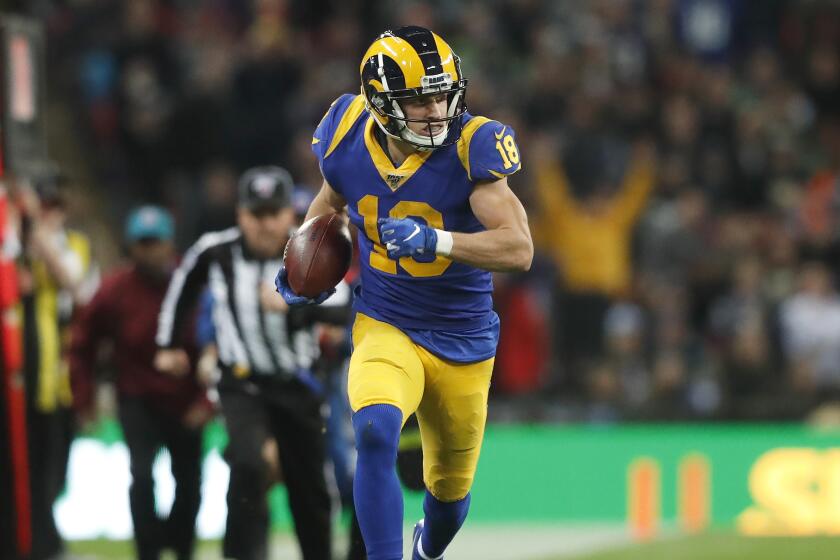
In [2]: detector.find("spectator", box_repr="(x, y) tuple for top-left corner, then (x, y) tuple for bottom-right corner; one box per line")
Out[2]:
(533, 139), (655, 384)
(638, 188), (709, 290)
(798, 117), (840, 270)
(69, 205), (210, 560)
(603, 302), (651, 416)
(645, 350), (692, 421)
(779, 261), (840, 407)
(584, 360), (623, 424)
(708, 255), (779, 417)
(20, 168), (95, 560)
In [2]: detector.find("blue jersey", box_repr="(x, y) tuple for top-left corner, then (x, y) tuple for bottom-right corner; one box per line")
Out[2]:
(312, 94), (521, 362)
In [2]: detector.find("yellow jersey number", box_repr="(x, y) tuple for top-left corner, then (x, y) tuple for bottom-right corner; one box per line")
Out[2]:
(495, 134), (520, 170)
(358, 194), (452, 278)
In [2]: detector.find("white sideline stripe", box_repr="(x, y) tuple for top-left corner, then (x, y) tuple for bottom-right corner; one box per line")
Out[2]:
(191, 523), (632, 560)
(157, 227), (240, 346)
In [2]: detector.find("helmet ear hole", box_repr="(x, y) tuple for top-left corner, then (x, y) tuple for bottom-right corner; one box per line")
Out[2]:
(364, 77), (391, 117)
(368, 91), (386, 114)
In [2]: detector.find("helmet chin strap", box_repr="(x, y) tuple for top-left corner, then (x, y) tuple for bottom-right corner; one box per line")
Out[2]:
(399, 123), (449, 149)
(390, 100), (450, 149)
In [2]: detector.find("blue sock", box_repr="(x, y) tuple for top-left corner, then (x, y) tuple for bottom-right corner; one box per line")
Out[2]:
(420, 491), (471, 558)
(352, 404), (404, 560)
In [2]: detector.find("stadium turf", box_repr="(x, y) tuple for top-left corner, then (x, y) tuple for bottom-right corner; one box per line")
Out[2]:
(68, 531), (840, 559)
(560, 532), (840, 560)
(68, 539), (221, 558)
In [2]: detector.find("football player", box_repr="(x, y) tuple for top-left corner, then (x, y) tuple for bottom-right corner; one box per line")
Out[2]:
(276, 26), (532, 560)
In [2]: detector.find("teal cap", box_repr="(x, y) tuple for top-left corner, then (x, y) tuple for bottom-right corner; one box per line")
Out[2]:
(125, 205), (174, 242)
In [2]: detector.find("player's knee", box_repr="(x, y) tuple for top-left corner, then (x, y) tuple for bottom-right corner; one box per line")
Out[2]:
(352, 403), (402, 459)
(428, 481), (472, 502)
(426, 470), (475, 502)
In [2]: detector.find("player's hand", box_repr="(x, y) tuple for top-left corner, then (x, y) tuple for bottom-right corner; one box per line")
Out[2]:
(377, 218), (437, 259)
(154, 348), (191, 377)
(274, 265), (334, 306)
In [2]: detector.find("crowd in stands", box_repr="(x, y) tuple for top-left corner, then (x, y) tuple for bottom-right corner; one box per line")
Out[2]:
(28, 0), (840, 422)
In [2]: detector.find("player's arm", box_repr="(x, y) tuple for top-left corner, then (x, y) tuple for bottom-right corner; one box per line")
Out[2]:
(378, 117), (532, 272)
(304, 180), (347, 222)
(378, 176), (533, 272)
(154, 234), (219, 375)
(449, 177), (533, 271)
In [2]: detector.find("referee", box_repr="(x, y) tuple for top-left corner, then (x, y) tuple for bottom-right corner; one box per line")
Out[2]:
(155, 166), (350, 560)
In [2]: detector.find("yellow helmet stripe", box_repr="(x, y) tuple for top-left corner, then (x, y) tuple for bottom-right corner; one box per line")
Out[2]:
(432, 33), (458, 80)
(386, 35), (426, 88)
(360, 35), (426, 90)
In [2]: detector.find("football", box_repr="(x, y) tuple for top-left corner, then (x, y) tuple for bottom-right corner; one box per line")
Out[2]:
(284, 213), (352, 298)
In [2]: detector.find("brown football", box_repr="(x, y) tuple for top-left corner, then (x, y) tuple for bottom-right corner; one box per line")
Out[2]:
(284, 213), (352, 298)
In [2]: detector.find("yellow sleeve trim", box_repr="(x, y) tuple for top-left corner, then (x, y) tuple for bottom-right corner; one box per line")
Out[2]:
(324, 95), (368, 159)
(456, 116), (492, 181)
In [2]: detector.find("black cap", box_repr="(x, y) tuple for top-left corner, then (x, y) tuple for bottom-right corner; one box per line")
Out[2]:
(237, 166), (294, 211)
(33, 161), (69, 207)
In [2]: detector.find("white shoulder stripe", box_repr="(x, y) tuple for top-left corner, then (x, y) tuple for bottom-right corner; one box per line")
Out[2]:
(195, 227), (241, 249)
(156, 227), (241, 347)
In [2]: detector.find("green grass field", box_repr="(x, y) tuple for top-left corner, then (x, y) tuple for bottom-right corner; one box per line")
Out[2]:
(561, 533), (840, 560)
(68, 530), (840, 560)
(68, 539), (222, 558)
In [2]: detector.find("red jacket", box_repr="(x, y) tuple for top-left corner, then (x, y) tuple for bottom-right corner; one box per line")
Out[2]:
(69, 264), (206, 419)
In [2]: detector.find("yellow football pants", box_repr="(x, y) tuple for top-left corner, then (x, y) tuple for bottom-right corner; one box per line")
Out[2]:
(348, 312), (494, 502)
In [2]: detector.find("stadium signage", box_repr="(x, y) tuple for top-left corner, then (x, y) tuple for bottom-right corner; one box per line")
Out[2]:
(737, 448), (840, 536)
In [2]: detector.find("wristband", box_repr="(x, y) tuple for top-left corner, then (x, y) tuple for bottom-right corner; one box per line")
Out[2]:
(434, 229), (453, 257)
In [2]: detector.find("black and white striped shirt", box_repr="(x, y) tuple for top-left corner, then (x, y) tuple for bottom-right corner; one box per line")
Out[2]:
(156, 227), (351, 378)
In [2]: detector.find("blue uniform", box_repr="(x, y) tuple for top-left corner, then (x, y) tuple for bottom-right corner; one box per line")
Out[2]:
(312, 93), (521, 362)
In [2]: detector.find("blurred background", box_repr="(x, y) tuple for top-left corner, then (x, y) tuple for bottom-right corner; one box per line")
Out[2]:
(2, 0), (840, 559)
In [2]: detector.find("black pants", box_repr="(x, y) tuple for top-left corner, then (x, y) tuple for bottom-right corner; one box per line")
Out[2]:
(220, 378), (333, 560)
(118, 397), (203, 560)
(27, 406), (74, 560)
